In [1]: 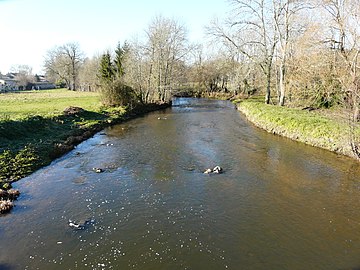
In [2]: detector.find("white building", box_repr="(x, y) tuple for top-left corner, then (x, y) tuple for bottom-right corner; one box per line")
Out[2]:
(0, 77), (18, 91)
(0, 73), (56, 91)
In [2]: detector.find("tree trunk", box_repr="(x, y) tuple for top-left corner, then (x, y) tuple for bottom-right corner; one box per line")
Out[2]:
(72, 72), (76, 90)
(354, 106), (359, 122)
(147, 63), (153, 102)
(265, 87), (271, 104)
(265, 68), (271, 104)
(279, 61), (285, 106)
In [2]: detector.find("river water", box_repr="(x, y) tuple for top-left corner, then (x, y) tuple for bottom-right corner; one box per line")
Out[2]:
(1, 98), (360, 270)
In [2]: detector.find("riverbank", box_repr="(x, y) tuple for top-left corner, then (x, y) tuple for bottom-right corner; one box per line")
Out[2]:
(3, 97), (360, 270)
(0, 89), (171, 192)
(236, 97), (360, 160)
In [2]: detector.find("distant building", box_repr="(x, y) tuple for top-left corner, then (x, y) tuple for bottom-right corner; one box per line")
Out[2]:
(32, 75), (56, 90)
(32, 82), (56, 90)
(0, 73), (56, 91)
(0, 75), (19, 91)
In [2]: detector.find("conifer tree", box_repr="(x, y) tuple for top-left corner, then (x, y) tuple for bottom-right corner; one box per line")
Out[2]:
(114, 42), (130, 78)
(99, 51), (114, 83)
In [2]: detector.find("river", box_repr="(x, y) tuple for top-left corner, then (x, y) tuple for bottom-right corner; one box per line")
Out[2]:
(1, 98), (360, 270)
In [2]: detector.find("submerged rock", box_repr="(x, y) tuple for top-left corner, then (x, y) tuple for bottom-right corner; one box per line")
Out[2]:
(68, 218), (95, 230)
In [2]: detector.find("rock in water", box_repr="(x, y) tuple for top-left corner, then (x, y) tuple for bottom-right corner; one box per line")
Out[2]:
(68, 218), (95, 230)
(203, 166), (223, 174)
(68, 220), (83, 229)
(92, 167), (104, 173)
(7, 189), (20, 200)
(0, 200), (14, 214)
(213, 166), (223, 174)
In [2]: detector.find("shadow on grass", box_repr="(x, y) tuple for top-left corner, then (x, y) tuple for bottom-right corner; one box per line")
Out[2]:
(0, 110), (111, 182)
(0, 110), (108, 151)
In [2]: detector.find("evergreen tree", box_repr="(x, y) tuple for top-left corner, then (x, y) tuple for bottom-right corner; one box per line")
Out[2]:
(114, 41), (130, 78)
(99, 51), (114, 83)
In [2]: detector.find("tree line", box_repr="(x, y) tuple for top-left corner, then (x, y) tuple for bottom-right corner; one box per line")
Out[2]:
(43, 15), (191, 106)
(42, 1), (360, 123)
(207, 0), (359, 119)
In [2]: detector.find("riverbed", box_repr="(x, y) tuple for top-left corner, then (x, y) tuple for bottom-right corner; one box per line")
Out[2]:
(1, 98), (360, 270)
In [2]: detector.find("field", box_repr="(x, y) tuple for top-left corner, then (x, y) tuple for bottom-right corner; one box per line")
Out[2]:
(0, 89), (101, 120)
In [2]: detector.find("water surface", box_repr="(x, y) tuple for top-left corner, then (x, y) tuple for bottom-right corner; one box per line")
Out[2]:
(1, 98), (360, 270)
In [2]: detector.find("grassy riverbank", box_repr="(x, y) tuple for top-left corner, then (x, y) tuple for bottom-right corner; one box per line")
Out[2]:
(0, 89), (169, 189)
(236, 97), (360, 159)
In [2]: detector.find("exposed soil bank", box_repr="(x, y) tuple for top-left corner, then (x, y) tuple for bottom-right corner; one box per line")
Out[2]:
(237, 99), (360, 160)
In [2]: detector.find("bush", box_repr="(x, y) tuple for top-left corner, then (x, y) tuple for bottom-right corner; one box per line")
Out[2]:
(100, 79), (138, 107)
(313, 92), (342, 109)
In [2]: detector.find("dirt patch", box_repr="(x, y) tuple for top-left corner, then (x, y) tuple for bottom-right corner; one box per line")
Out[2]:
(63, 106), (84, 116)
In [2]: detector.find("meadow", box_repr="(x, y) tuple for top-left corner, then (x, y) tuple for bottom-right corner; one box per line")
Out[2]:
(0, 89), (101, 120)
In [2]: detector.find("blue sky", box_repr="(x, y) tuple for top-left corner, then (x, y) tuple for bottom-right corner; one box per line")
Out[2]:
(0, 0), (229, 74)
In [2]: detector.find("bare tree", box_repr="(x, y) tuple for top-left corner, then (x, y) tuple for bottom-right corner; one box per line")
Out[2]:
(124, 38), (149, 103)
(44, 42), (84, 90)
(272, 0), (310, 106)
(10, 65), (34, 90)
(124, 16), (191, 103)
(78, 55), (101, 91)
(208, 0), (278, 104)
(320, 0), (360, 157)
(145, 15), (190, 102)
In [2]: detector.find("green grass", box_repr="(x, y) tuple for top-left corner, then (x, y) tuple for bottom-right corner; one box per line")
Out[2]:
(0, 89), (101, 120)
(0, 88), (115, 153)
(0, 89), (126, 154)
(236, 97), (360, 158)
(0, 89), (126, 186)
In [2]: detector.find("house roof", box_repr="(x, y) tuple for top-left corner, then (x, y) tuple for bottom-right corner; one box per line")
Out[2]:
(0, 77), (17, 82)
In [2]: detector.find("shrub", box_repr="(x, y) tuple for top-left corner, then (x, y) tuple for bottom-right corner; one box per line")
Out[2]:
(100, 79), (138, 107)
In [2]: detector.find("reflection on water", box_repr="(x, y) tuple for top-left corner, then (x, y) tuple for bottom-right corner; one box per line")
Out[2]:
(1, 98), (360, 270)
